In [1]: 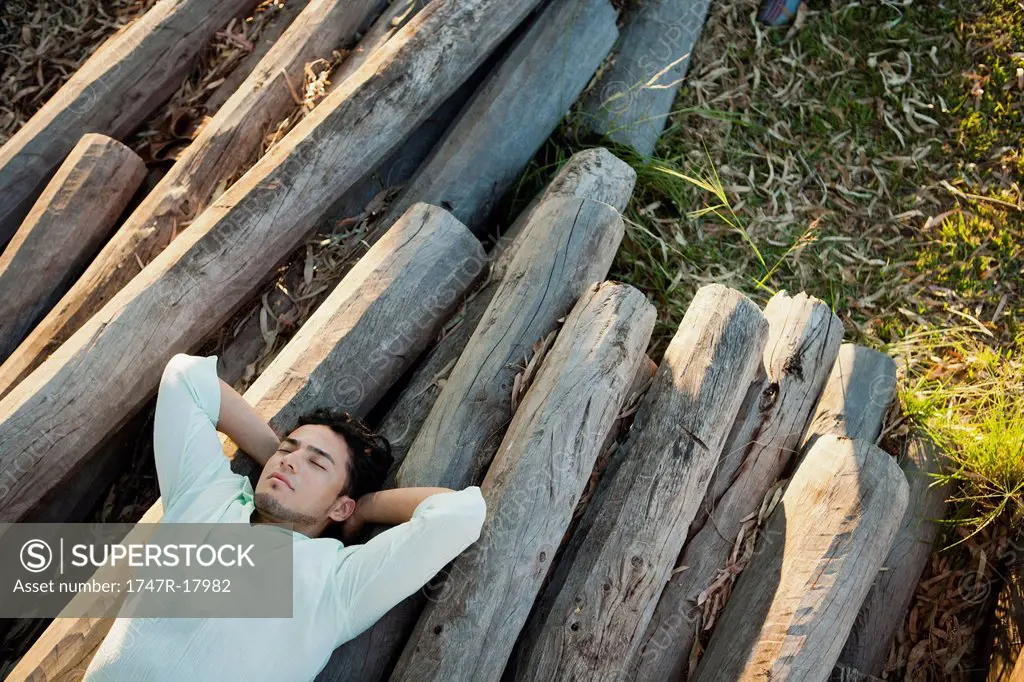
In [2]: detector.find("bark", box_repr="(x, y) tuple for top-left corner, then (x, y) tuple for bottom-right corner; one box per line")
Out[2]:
(6, 202), (482, 681)
(394, 195), (624, 491)
(0, 0), (388, 397)
(390, 281), (656, 682)
(0, 0), (262, 247)
(0, 134), (145, 362)
(511, 283), (768, 682)
(627, 291), (843, 681)
(581, 0), (711, 157)
(691, 435), (909, 682)
(0, 0), (548, 522)
(381, 0), (619, 234)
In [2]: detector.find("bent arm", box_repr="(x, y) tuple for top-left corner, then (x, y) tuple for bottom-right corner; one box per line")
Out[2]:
(353, 486), (457, 526)
(154, 354), (279, 507)
(216, 376), (279, 467)
(332, 486), (487, 641)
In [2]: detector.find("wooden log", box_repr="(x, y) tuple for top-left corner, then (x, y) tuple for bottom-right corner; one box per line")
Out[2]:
(691, 435), (910, 682)
(390, 281), (656, 681)
(830, 665), (885, 682)
(0, 0), (548, 523)
(626, 291), (843, 681)
(839, 435), (948, 676)
(0, 0), (389, 398)
(801, 343), (897, 448)
(202, 0), (314, 112)
(310, 149), (635, 682)
(0, 134), (145, 362)
(6, 202), (483, 682)
(225, 203), (485, 477)
(381, 0), (619, 234)
(394, 195), (624, 491)
(331, 0), (429, 89)
(984, 539), (1024, 682)
(0, 0), (262, 248)
(510, 283), (768, 682)
(378, 147), (636, 470)
(580, 0), (711, 157)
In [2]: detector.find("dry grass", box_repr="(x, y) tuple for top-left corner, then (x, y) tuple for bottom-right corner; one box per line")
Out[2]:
(508, 0), (1022, 677)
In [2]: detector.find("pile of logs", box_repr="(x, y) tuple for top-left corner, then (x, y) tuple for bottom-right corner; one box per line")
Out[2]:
(0, 0), (953, 679)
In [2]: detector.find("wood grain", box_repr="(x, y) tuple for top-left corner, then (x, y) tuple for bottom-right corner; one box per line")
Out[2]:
(0, 0), (548, 523)
(312, 149), (635, 682)
(581, 0), (711, 157)
(6, 202), (482, 681)
(511, 283), (768, 682)
(394, 195), (624, 491)
(801, 343), (897, 448)
(627, 290), (843, 681)
(378, 147), (636, 472)
(381, 0), (619, 234)
(839, 435), (949, 676)
(0, 0), (388, 397)
(389, 281), (656, 682)
(0, 0), (261, 247)
(691, 435), (909, 682)
(0, 134), (145, 362)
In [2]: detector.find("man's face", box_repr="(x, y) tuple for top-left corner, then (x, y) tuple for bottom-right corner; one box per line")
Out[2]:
(253, 424), (355, 531)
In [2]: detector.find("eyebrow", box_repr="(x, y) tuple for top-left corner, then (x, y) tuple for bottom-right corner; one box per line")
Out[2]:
(282, 436), (335, 465)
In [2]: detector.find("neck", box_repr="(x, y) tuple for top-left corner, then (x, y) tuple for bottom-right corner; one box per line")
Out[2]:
(250, 509), (323, 538)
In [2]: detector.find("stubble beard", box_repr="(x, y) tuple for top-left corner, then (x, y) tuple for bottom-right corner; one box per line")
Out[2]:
(253, 492), (322, 528)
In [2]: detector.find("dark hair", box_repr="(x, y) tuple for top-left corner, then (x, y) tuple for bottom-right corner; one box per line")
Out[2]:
(294, 407), (393, 500)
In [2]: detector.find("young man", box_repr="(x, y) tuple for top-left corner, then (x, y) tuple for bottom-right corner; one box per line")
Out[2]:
(84, 353), (486, 681)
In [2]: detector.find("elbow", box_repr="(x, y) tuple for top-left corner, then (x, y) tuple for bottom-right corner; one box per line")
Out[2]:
(453, 487), (487, 546)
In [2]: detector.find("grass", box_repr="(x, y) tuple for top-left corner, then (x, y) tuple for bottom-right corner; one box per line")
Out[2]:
(506, 0), (1022, 677)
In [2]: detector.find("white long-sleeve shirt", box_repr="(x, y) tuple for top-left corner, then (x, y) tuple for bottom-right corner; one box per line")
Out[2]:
(84, 353), (486, 681)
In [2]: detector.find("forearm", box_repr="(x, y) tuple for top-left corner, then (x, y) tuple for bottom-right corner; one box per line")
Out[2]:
(216, 378), (279, 467)
(355, 487), (455, 525)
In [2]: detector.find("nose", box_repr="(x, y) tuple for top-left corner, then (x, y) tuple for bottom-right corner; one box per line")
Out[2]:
(281, 452), (298, 473)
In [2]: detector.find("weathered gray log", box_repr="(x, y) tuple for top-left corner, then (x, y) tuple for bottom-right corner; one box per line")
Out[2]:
(382, 0), (619, 234)
(331, 0), (428, 88)
(311, 149), (635, 682)
(0, 0), (262, 248)
(203, 0), (314, 112)
(6, 202), (483, 682)
(691, 435), (910, 682)
(830, 665), (885, 682)
(390, 281), (657, 681)
(801, 343), (897, 449)
(839, 435), (948, 676)
(511, 283), (768, 682)
(378, 147), (636, 470)
(627, 290), (843, 681)
(395, 195), (624, 491)
(210, 67), (487, 395)
(0, 134), (145, 362)
(580, 0), (711, 157)
(0, 0), (388, 398)
(225, 203), (484, 474)
(0, 0), (548, 523)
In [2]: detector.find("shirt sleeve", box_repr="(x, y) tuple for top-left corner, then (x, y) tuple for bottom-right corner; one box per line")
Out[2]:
(153, 352), (231, 510)
(331, 486), (487, 641)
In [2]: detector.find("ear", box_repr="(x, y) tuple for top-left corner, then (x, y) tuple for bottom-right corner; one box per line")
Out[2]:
(327, 495), (356, 524)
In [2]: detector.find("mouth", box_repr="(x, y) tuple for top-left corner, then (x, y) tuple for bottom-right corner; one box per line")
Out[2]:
(268, 472), (294, 491)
